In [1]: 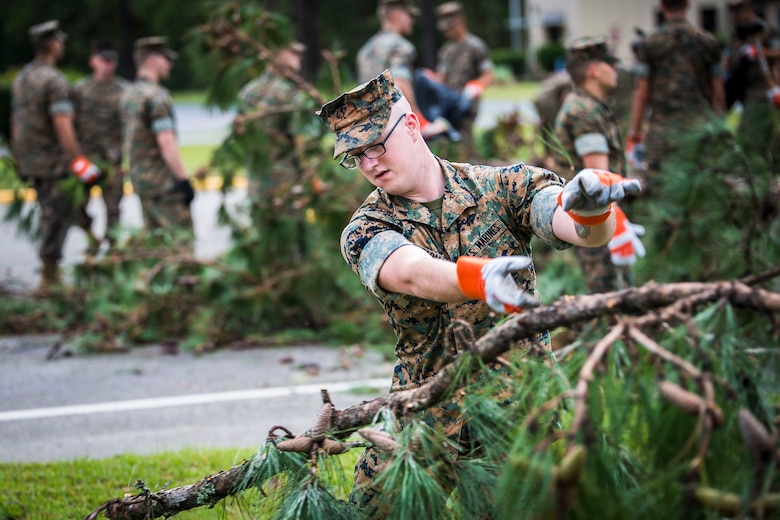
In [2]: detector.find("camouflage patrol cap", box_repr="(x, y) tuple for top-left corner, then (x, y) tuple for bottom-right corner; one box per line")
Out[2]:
(288, 41), (307, 54)
(316, 69), (404, 159)
(28, 20), (67, 43)
(90, 39), (118, 60)
(134, 36), (178, 60)
(566, 35), (618, 65)
(436, 1), (463, 17)
(379, 0), (421, 16)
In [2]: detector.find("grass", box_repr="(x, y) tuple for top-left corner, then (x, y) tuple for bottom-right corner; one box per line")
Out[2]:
(0, 445), (361, 519)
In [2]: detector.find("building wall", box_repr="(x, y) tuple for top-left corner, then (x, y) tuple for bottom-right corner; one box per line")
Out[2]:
(524, 0), (779, 74)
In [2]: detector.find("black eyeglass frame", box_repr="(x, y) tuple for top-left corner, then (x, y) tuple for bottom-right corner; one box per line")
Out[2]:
(339, 113), (408, 170)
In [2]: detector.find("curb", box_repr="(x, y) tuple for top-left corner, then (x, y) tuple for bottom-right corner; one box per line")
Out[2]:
(0, 175), (248, 203)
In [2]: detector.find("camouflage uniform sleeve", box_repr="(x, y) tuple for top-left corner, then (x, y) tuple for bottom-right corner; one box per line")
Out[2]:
(387, 39), (416, 84)
(472, 36), (494, 74)
(148, 89), (175, 134)
(340, 208), (413, 298)
(48, 71), (73, 116)
(705, 36), (724, 77)
(501, 164), (570, 250)
(565, 97), (610, 158)
(634, 37), (652, 78)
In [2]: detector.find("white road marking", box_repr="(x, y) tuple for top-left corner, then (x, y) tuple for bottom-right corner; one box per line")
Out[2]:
(0, 378), (389, 422)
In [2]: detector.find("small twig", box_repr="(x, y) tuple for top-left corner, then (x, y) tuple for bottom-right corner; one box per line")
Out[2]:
(566, 324), (626, 440)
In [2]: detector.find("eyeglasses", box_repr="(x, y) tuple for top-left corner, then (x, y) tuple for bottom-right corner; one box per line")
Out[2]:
(339, 113), (408, 170)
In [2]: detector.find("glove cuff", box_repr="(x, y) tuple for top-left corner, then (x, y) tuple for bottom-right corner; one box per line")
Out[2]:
(456, 256), (489, 301)
(557, 191), (613, 225)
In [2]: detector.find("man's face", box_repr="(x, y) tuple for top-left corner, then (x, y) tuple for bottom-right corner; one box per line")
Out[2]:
(594, 60), (618, 92)
(352, 112), (422, 197)
(155, 53), (173, 80)
(90, 54), (117, 78)
(395, 8), (416, 36)
(276, 49), (303, 72)
(52, 37), (66, 61)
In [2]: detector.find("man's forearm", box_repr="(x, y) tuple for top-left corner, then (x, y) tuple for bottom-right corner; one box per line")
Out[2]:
(52, 114), (81, 160)
(552, 205), (615, 247)
(156, 130), (188, 181)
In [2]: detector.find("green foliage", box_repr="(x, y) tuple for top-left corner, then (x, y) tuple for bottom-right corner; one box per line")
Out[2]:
(631, 117), (780, 286)
(490, 48), (526, 78)
(0, 447), (256, 519)
(536, 41), (567, 73)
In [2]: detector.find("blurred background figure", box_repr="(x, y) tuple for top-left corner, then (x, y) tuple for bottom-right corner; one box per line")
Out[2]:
(357, 0), (452, 139)
(72, 40), (128, 251)
(628, 0), (725, 194)
(724, 0), (780, 162)
(419, 1), (495, 160)
(11, 20), (101, 289)
(121, 37), (195, 245)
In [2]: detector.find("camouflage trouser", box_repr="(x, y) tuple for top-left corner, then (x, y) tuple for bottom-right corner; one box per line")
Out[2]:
(573, 244), (631, 294)
(137, 189), (193, 236)
(103, 166), (125, 232)
(33, 174), (78, 262)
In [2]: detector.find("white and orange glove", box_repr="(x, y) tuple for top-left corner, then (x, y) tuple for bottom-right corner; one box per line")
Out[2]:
(456, 256), (540, 313)
(767, 86), (780, 108)
(558, 169), (642, 225)
(462, 80), (485, 101)
(70, 156), (101, 184)
(739, 43), (759, 61)
(418, 113), (452, 140)
(608, 205), (646, 266)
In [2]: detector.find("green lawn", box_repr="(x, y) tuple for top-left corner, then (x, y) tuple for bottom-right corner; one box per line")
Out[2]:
(1, 445), (360, 519)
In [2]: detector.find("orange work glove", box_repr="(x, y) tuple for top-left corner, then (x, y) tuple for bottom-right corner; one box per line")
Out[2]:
(608, 205), (646, 266)
(70, 156), (101, 184)
(456, 256), (540, 313)
(558, 168), (642, 225)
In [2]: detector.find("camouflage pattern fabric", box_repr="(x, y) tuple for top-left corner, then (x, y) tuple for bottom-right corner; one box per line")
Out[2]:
(11, 60), (73, 178)
(121, 78), (192, 233)
(32, 177), (79, 262)
(635, 19), (722, 171)
(534, 71), (573, 155)
(341, 157), (568, 509)
(317, 70), (402, 158)
(437, 34), (492, 92)
(72, 76), (128, 232)
(437, 33), (493, 160)
(552, 87), (629, 294)
(357, 30), (416, 85)
(11, 60), (76, 264)
(237, 69), (309, 200)
(552, 87), (626, 180)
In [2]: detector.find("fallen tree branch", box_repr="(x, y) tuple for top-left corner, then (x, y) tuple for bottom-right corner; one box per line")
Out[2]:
(86, 276), (780, 519)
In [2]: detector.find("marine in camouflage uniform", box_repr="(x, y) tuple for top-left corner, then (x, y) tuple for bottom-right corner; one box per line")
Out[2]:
(725, 0), (780, 163)
(72, 41), (129, 247)
(11, 20), (79, 285)
(318, 71), (578, 515)
(357, 0), (418, 85)
(553, 36), (629, 293)
(237, 42), (311, 202)
(629, 0), (724, 190)
(121, 37), (193, 237)
(237, 42), (320, 258)
(434, 1), (494, 161)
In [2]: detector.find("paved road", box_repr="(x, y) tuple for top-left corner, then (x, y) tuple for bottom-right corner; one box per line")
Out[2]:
(0, 335), (392, 463)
